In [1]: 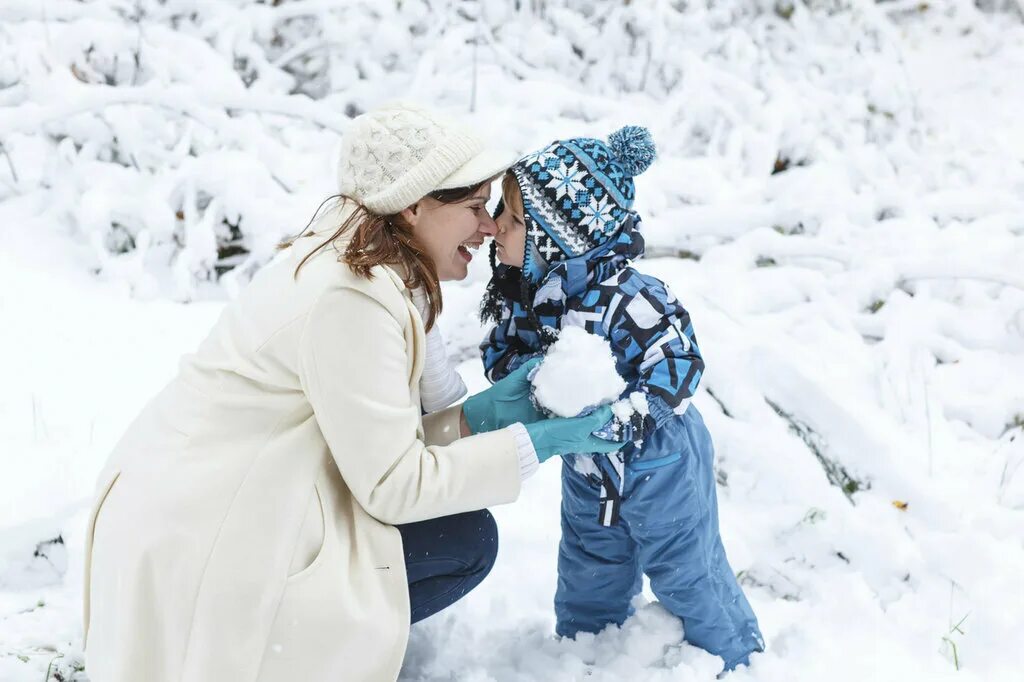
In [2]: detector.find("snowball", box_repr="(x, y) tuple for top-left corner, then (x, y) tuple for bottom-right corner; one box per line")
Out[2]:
(531, 326), (626, 418)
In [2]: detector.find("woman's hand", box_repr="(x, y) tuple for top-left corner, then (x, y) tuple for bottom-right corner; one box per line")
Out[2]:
(524, 406), (624, 462)
(461, 358), (543, 434)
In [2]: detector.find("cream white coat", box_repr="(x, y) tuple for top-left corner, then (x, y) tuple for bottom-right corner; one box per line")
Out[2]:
(83, 203), (521, 681)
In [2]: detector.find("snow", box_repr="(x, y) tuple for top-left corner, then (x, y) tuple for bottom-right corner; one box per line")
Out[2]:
(610, 398), (636, 424)
(3, 1), (1024, 681)
(611, 391), (652, 425)
(531, 326), (626, 419)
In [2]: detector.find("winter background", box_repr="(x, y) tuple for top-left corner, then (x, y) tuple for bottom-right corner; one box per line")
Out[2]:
(1, 0), (1023, 679)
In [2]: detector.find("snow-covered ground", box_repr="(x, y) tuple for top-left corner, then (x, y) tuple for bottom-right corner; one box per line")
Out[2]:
(2, 1), (1023, 680)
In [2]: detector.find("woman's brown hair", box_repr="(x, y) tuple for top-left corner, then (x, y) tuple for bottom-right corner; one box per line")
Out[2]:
(280, 183), (489, 332)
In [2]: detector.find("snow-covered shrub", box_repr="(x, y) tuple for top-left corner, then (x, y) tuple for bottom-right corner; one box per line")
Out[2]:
(2, 0), (1019, 301)
(2, 2), (1024, 680)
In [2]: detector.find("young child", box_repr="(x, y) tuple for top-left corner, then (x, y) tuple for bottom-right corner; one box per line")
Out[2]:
(479, 127), (764, 672)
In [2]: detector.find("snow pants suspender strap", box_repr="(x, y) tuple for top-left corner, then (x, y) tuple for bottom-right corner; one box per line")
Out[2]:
(598, 470), (621, 527)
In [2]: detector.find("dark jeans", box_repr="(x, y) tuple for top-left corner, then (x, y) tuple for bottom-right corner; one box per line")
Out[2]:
(396, 509), (499, 624)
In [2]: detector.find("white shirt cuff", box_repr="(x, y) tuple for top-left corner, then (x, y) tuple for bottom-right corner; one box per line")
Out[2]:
(506, 422), (540, 482)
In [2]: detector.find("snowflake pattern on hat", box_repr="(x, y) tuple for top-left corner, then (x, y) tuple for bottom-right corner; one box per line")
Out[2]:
(509, 128), (654, 268)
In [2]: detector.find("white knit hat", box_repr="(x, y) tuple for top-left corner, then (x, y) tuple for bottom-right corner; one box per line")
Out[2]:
(337, 102), (515, 215)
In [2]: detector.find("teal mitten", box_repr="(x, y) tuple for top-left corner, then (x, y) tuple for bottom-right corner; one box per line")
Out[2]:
(524, 406), (625, 463)
(462, 358), (544, 433)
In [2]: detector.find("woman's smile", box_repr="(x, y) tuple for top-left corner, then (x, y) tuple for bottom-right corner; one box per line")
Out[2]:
(458, 238), (484, 262)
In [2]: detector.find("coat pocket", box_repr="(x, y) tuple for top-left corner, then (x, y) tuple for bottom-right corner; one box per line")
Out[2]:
(287, 484), (327, 581)
(83, 469), (122, 645)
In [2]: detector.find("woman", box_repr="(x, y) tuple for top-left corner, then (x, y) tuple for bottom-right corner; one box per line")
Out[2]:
(82, 103), (620, 682)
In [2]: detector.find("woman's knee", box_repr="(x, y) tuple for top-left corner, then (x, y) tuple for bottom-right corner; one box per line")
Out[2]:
(432, 509), (498, 578)
(466, 509), (499, 576)
(397, 508), (499, 573)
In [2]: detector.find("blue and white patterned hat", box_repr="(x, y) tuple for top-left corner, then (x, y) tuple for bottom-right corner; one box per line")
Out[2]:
(510, 125), (656, 276)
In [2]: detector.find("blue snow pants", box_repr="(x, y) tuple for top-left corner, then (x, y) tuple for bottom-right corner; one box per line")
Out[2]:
(555, 406), (764, 671)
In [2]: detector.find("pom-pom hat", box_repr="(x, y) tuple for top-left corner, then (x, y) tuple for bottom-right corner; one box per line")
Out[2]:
(508, 125), (656, 276)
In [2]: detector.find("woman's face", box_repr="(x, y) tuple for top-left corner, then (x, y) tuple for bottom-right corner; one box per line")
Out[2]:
(403, 184), (497, 281)
(494, 195), (527, 268)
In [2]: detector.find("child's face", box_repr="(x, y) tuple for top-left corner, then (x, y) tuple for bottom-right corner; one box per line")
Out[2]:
(494, 196), (527, 268)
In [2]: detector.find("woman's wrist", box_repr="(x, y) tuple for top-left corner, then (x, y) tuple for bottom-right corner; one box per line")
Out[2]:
(506, 422), (540, 481)
(456, 408), (538, 481)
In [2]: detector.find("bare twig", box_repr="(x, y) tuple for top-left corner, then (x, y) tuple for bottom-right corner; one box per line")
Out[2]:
(271, 37), (335, 69)
(470, 7), (479, 113)
(0, 141), (19, 183)
(0, 83), (349, 138)
(766, 397), (867, 503)
(897, 266), (1024, 292)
